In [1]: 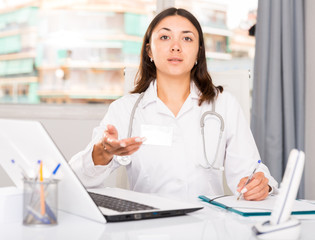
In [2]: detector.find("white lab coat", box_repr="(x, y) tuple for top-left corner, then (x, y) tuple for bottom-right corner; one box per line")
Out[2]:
(69, 80), (278, 201)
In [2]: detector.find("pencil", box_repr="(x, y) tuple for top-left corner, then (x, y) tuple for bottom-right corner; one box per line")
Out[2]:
(39, 161), (46, 216)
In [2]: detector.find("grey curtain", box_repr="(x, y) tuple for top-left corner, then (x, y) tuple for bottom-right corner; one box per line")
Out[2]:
(251, 0), (305, 198)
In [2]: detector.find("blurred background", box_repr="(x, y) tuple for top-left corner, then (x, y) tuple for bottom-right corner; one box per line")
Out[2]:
(0, 0), (257, 105)
(0, 0), (258, 192)
(1, 0), (315, 200)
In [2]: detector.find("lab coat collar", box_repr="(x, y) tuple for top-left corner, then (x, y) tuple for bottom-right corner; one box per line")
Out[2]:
(190, 80), (201, 100)
(140, 80), (158, 108)
(140, 80), (200, 109)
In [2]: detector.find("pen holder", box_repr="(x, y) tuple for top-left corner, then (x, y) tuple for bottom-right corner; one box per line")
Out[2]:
(23, 179), (58, 226)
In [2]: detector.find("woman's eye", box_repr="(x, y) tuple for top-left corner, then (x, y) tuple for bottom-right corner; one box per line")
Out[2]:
(184, 36), (192, 41)
(160, 35), (170, 40)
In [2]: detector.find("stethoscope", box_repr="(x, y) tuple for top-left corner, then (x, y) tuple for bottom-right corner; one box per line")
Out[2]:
(116, 92), (225, 171)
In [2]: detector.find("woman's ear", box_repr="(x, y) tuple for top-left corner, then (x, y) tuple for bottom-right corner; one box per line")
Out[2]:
(146, 43), (152, 59)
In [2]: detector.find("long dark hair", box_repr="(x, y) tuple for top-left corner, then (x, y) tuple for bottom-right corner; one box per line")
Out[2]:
(131, 7), (223, 105)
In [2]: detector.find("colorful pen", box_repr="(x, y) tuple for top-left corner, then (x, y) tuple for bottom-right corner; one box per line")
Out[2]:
(48, 163), (61, 180)
(34, 160), (41, 181)
(39, 161), (46, 216)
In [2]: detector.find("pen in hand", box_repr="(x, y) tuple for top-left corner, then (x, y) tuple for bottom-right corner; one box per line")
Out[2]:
(237, 160), (261, 200)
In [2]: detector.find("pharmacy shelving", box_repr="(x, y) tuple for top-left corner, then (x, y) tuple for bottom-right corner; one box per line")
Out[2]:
(0, 0), (153, 103)
(0, 2), (40, 103)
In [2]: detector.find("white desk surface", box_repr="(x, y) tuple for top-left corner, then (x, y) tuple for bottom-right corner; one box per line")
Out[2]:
(1, 201), (315, 240)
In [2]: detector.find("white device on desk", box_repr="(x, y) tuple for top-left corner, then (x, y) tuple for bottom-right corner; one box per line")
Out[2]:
(253, 149), (305, 240)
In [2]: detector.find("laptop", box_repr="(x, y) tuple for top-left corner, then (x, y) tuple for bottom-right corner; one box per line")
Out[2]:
(0, 118), (203, 223)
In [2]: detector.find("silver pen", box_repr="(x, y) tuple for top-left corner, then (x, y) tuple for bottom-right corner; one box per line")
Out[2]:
(237, 160), (261, 200)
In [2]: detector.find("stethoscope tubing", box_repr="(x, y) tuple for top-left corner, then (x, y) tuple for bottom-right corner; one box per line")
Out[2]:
(200, 110), (225, 170)
(120, 92), (225, 170)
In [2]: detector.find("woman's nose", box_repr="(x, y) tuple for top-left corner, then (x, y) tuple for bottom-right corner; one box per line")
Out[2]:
(171, 47), (181, 52)
(171, 40), (181, 52)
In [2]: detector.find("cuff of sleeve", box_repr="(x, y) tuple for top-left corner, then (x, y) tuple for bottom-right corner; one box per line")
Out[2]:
(94, 156), (116, 174)
(268, 185), (279, 195)
(82, 147), (116, 176)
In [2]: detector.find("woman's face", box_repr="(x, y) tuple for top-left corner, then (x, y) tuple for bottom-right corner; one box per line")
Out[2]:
(148, 15), (199, 79)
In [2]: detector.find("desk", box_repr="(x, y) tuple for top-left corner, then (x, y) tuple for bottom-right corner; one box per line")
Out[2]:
(1, 201), (315, 240)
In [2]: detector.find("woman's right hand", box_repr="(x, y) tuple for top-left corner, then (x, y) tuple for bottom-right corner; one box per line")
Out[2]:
(92, 124), (145, 166)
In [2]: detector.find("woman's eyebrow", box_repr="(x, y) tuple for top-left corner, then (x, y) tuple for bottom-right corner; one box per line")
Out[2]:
(157, 27), (171, 32)
(182, 30), (196, 36)
(158, 28), (196, 36)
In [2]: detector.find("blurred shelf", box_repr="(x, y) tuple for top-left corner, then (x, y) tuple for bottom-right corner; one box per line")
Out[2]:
(37, 62), (138, 70)
(176, 0), (228, 11)
(61, 5), (149, 14)
(38, 33), (142, 42)
(0, 51), (36, 61)
(0, 27), (37, 38)
(79, 34), (143, 42)
(206, 51), (232, 60)
(37, 90), (122, 99)
(0, 0), (40, 14)
(203, 27), (232, 37)
(0, 0), (154, 14)
(40, 2), (153, 14)
(0, 0), (151, 104)
(0, 76), (38, 85)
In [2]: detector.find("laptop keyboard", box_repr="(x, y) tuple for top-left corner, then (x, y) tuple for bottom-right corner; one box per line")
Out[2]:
(88, 192), (157, 212)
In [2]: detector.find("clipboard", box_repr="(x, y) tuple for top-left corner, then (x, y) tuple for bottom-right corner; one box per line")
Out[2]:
(199, 195), (315, 217)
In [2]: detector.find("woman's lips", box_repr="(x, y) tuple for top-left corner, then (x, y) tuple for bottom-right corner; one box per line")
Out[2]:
(167, 57), (183, 62)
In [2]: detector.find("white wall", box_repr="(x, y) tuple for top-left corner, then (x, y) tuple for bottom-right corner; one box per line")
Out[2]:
(211, 69), (251, 123)
(0, 104), (128, 189)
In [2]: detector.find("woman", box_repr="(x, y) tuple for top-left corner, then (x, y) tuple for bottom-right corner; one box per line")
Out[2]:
(70, 8), (277, 201)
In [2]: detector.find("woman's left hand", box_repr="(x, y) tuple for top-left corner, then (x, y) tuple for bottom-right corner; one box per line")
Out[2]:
(237, 172), (270, 201)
